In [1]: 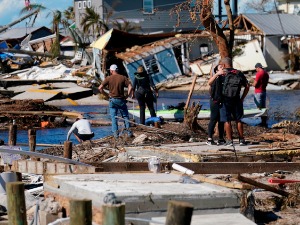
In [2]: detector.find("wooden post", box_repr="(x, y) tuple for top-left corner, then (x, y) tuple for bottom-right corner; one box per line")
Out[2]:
(6, 182), (27, 225)
(184, 73), (198, 110)
(102, 203), (125, 225)
(28, 129), (38, 160)
(8, 122), (17, 146)
(70, 199), (92, 225)
(165, 200), (194, 225)
(28, 129), (36, 152)
(64, 141), (72, 159)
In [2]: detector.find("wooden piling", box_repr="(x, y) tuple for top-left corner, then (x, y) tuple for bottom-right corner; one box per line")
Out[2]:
(6, 182), (27, 225)
(63, 141), (72, 159)
(70, 199), (92, 225)
(102, 203), (125, 225)
(28, 129), (39, 161)
(8, 123), (17, 146)
(28, 129), (36, 152)
(165, 200), (194, 225)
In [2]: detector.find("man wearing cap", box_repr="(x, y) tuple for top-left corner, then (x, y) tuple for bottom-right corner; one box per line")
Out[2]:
(132, 65), (158, 125)
(253, 62), (269, 126)
(67, 117), (94, 143)
(98, 64), (133, 138)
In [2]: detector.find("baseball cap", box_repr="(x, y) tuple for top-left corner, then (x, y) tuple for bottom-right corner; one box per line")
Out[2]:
(255, 63), (263, 68)
(109, 64), (118, 71)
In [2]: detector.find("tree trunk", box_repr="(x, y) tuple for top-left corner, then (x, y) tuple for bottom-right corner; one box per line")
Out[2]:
(200, 0), (235, 59)
(184, 102), (202, 131)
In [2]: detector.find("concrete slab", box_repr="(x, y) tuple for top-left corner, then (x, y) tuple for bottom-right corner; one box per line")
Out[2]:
(44, 173), (241, 214)
(150, 213), (256, 225)
(11, 89), (61, 101)
(125, 140), (272, 162)
(45, 95), (108, 106)
(11, 86), (92, 102)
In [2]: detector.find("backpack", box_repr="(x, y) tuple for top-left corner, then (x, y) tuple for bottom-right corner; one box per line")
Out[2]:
(222, 69), (243, 98)
(210, 75), (224, 103)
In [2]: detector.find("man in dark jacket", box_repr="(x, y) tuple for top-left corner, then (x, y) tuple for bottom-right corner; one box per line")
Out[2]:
(132, 66), (158, 125)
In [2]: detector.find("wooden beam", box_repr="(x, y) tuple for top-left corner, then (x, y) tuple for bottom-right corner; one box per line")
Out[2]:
(11, 160), (97, 175)
(0, 147), (90, 166)
(95, 162), (300, 174)
(238, 174), (290, 197)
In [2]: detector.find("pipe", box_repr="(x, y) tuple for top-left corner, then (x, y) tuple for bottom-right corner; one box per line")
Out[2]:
(172, 163), (195, 175)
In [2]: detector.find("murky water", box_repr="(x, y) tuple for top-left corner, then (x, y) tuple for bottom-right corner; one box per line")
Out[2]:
(0, 89), (299, 150)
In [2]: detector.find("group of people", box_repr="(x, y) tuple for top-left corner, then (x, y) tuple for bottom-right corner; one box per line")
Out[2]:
(207, 57), (269, 146)
(68, 64), (157, 142)
(67, 59), (269, 146)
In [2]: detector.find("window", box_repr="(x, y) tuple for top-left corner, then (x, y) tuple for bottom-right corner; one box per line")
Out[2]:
(87, 0), (92, 8)
(199, 43), (209, 58)
(143, 0), (154, 14)
(144, 56), (160, 75)
(78, 1), (82, 9)
(83, 1), (86, 8)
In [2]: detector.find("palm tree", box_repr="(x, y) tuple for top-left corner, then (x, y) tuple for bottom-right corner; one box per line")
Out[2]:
(48, 10), (63, 58)
(19, 3), (46, 27)
(80, 7), (109, 38)
(63, 6), (75, 23)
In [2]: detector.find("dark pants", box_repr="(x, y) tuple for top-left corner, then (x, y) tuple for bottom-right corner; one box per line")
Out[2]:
(73, 128), (94, 141)
(135, 91), (156, 125)
(208, 99), (224, 139)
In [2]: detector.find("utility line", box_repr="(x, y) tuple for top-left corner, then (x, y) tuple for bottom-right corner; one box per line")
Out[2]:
(273, 0), (286, 36)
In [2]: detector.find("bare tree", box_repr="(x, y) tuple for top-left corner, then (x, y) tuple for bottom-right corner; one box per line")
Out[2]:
(171, 0), (235, 60)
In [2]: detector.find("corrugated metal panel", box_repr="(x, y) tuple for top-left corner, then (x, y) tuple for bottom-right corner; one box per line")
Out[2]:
(244, 14), (300, 35)
(0, 27), (42, 40)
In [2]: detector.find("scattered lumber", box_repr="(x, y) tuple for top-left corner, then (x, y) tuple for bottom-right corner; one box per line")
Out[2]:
(238, 174), (290, 197)
(193, 174), (252, 190)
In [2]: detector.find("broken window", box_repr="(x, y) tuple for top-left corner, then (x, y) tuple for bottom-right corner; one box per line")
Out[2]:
(144, 56), (160, 75)
(199, 43), (209, 58)
(143, 0), (154, 14)
(83, 1), (87, 8)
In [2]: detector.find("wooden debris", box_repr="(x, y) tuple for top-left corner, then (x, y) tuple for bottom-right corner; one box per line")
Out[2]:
(238, 174), (290, 197)
(192, 174), (252, 190)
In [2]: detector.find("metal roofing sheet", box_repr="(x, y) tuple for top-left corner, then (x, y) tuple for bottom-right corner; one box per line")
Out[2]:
(244, 14), (300, 35)
(0, 27), (42, 40)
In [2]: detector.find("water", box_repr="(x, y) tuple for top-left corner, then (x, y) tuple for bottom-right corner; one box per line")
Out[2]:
(150, 89), (300, 127)
(0, 89), (299, 150)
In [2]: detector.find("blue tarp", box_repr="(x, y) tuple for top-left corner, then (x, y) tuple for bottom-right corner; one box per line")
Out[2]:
(0, 41), (14, 60)
(0, 52), (14, 60)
